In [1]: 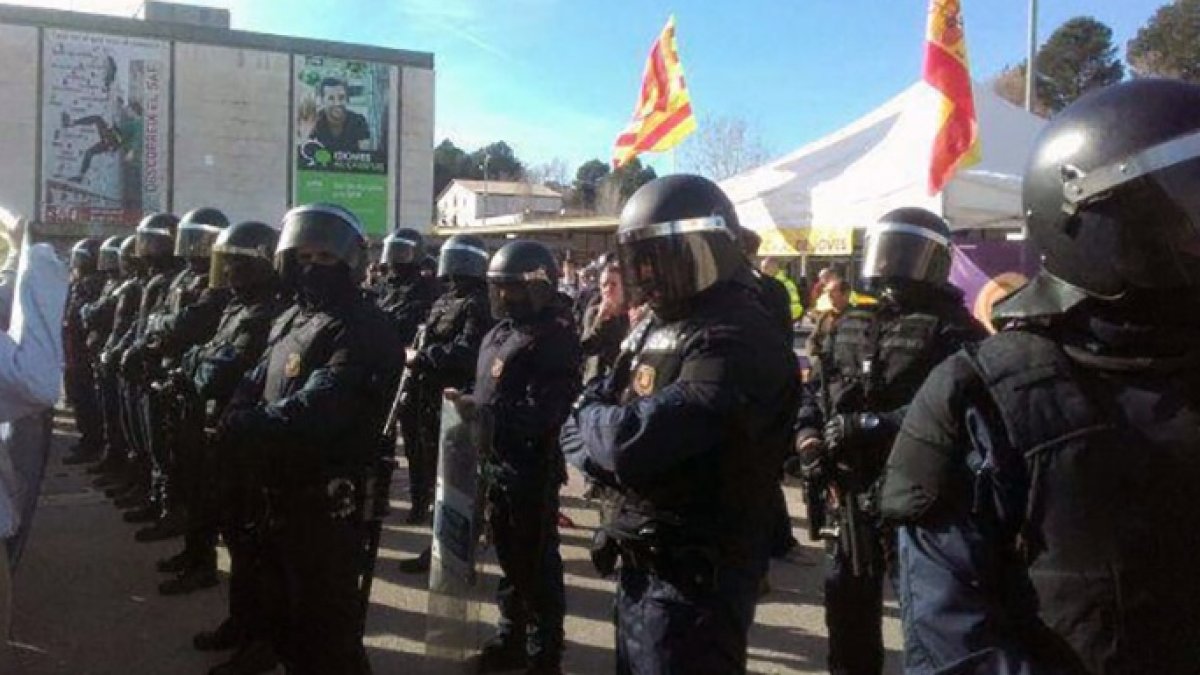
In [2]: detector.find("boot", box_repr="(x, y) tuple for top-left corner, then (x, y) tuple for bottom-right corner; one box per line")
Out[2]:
(156, 549), (193, 574)
(134, 510), (186, 542)
(158, 564), (218, 595)
(207, 639), (278, 675)
(122, 504), (159, 524)
(475, 630), (528, 674)
(193, 617), (244, 652)
(406, 497), (431, 525)
(398, 547), (431, 574)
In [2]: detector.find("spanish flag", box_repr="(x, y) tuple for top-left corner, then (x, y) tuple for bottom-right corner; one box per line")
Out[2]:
(923, 0), (980, 195)
(612, 16), (697, 169)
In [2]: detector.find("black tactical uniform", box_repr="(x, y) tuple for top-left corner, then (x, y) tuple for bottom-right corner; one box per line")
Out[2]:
(470, 241), (581, 674)
(116, 213), (180, 522)
(376, 228), (437, 346)
(795, 208), (986, 675)
(81, 237), (125, 473)
(880, 79), (1200, 675)
(136, 208), (231, 543)
(63, 238), (107, 464)
(219, 204), (401, 675)
(94, 235), (150, 498)
(561, 175), (799, 674)
(399, 234), (493, 525)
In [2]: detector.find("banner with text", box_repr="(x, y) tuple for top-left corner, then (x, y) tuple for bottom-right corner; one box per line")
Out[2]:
(42, 30), (170, 226)
(294, 55), (391, 235)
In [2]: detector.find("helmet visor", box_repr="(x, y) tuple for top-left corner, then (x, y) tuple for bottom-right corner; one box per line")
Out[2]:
(70, 249), (94, 272)
(210, 251), (271, 290)
(135, 229), (174, 259)
(175, 223), (222, 259)
(97, 245), (120, 272)
(277, 214), (364, 271)
(861, 222), (950, 285)
(617, 224), (726, 310)
(381, 238), (418, 265)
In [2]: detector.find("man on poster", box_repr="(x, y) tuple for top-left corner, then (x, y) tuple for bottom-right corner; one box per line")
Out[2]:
(308, 77), (371, 154)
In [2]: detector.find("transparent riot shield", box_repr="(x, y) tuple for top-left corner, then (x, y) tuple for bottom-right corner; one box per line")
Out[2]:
(423, 397), (491, 672)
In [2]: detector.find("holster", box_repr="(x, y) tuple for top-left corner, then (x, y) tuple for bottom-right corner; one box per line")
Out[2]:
(595, 520), (721, 594)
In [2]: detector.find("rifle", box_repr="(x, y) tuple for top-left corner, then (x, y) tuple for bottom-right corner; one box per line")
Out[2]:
(381, 324), (427, 437)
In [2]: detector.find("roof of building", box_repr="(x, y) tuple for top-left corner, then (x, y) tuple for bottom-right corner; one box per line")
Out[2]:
(442, 179), (562, 200)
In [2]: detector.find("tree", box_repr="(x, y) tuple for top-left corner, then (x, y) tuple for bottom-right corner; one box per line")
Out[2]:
(469, 141), (525, 182)
(1127, 0), (1200, 82)
(681, 115), (772, 180)
(991, 63), (1051, 116)
(434, 138), (472, 199)
(526, 158), (570, 187)
(572, 159), (610, 211)
(1035, 17), (1125, 114)
(596, 158), (656, 215)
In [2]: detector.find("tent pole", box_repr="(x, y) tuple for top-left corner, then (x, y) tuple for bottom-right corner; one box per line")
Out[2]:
(1025, 0), (1038, 112)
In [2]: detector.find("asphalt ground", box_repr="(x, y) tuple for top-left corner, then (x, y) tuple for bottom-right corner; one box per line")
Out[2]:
(9, 407), (902, 674)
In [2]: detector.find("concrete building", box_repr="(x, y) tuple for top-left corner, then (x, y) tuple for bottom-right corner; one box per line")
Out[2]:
(0, 1), (434, 240)
(437, 179), (562, 228)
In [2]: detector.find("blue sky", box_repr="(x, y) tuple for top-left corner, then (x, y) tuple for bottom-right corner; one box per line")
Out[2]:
(30, 1), (1169, 174)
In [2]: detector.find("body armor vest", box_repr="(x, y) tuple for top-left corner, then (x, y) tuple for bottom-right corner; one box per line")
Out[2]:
(967, 330), (1200, 674)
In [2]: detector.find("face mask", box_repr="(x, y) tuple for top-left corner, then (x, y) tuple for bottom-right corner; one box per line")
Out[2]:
(298, 263), (352, 309)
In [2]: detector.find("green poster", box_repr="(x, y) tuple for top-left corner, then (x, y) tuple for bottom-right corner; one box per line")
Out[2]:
(294, 54), (391, 235)
(295, 171), (389, 235)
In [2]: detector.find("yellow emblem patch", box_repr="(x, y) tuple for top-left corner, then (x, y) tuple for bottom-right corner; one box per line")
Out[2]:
(284, 353), (303, 378)
(632, 364), (657, 397)
(491, 357), (505, 379)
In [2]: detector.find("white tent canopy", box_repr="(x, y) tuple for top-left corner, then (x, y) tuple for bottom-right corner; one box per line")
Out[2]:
(721, 81), (1046, 255)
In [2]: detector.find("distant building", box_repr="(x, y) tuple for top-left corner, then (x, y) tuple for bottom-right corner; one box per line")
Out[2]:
(437, 179), (562, 227)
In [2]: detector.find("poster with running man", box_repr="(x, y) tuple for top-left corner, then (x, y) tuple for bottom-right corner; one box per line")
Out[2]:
(294, 55), (391, 235)
(42, 30), (169, 226)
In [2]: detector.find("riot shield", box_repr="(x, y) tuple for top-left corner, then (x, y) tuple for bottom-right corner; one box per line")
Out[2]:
(423, 397), (490, 672)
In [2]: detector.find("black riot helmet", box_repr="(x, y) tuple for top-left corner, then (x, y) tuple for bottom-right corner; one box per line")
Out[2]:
(70, 237), (101, 274)
(487, 239), (559, 321)
(1000, 78), (1200, 320)
(860, 207), (953, 293)
(175, 207), (229, 261)
(134, 212), (179, 264)
(616, 174), (748, 320)
(210, 221), (279, 292)
(98, 236), (122, 273)
(118, 235), (140, 278)
(276, 203), (366, 305)
(381, 228), (424, 268)
(437, 234), (489, 280)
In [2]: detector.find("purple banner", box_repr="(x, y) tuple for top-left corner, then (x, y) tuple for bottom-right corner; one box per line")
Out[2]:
(950, 241), (1036, 332)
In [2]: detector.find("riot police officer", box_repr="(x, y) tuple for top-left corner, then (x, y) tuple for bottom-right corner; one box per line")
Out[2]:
(135, 207), (231, 542)
(465, 240), (580, 674)
(118, 212), (181, 524)
(880, 78), (1200, 674)
(80, 236), (125, 475)
(218, 204), (401, 675)
(156, 220), (284, 602)
(63, 237), (107, 465)
(560, 175), (799, 674)
(397, 234), (492, 555)
(794, 207), (985, 675)
(376, 228), (437, 346)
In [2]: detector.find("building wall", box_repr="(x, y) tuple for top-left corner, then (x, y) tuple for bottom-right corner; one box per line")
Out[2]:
(399, 66), (434, 231)
(0, 24), (38, 219)
(173, 43), (289, 223)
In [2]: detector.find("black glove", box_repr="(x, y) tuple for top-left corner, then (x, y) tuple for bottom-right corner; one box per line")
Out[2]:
(822, 413), (883, 454)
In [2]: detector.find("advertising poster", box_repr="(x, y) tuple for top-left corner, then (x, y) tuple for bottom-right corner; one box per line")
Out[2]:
(294, 55), (391, 235)
(42, 30), (169, 226)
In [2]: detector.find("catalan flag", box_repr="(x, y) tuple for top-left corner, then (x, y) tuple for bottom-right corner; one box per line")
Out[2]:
(923, 0), (980, 195)
(612, 16), (697, 169)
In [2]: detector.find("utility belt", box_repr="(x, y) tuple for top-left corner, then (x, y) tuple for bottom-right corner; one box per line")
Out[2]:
(590, 520), (721, 594)
(263, 457), (396, 526)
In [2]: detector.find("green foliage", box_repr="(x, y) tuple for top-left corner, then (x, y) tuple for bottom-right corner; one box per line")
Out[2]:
(1127, 0), (1200, 82)
(1035, 16), (1125, 114)
(572, 159), (610, 211)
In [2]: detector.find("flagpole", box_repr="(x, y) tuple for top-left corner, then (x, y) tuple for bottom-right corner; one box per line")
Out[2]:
(1025, 0), (1038, 111)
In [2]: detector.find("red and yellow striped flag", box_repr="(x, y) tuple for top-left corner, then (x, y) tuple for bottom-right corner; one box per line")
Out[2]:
(923, 0), (980, 195)
(612, 16), (697, 169)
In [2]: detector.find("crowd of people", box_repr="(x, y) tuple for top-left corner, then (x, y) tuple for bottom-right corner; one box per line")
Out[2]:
(53, 77), (1200, 675)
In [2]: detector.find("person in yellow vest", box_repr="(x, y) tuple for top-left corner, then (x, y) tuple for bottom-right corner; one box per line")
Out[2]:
(760, 257), (804, 322)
